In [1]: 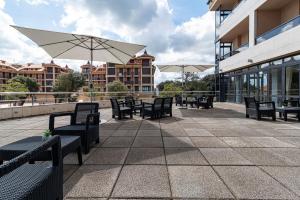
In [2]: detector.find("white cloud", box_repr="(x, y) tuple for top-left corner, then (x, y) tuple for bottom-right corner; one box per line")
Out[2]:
(0, 0), (5, 9)
(0, 0), (215, 83)
(59, 0), (215, 83)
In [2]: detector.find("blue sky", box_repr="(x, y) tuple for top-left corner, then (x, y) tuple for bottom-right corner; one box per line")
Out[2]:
(0, 0), (214, 83)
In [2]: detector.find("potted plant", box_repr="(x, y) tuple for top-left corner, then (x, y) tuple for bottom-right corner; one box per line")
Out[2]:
(42, 129), (52, 141)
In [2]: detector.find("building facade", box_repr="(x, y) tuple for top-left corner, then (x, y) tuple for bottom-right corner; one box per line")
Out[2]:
(209, 0), (300, 105)
(106, 50), (155, 92)
(0, 60), (70, 92)
(81, 62), (106, 92)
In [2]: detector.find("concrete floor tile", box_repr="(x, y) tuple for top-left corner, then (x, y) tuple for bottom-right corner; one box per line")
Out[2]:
(132, 136), (163, 148)
(163, 137), (194, 148)
(165, 148), (208, 165)
(184, 128), (214, 137)
(64, 165), (121, 198)
(161, 128), (187, 137)
(125, 148), (165, 164)
(168, 166), (233, 199)
(191, 137), (229, 147)
(261, 166), (300, 196)
(111, 129), (137, 137)
(275, 137), (300, 148)
(137, 129), (161, 137)
(214, 166), (298, 199)
(234, 148), (295, 166)
(200, 148), (253, 165)
(102, 137), (134, 147)
(220, 137), (262, 147)
(112, 165), (171, 198)
(85, 148), (129, 164)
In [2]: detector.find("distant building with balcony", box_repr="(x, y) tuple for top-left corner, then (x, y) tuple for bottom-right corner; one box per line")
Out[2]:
(81, 61), (107, 92)
(209, 0), (300, 104)
(106, 50), (155, 92)
(0, 60), (70, 92)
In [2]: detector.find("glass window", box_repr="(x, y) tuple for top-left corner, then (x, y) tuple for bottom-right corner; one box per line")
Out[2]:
(108, 68), (115, 75)
(270, 68), (282, 104)
(259, 71), (269, 101)
(286, 65), (299, 96)
(142, 68), (151, 74)
(142, 77), (151, 84)
(142, 59), (150, 66)
(249, 73), (258, 97)
(293, 55), (300, 61)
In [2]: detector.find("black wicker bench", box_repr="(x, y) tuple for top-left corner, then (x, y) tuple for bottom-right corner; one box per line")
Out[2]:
(0, 136), (82, 165)
(0, 135), (63, 200)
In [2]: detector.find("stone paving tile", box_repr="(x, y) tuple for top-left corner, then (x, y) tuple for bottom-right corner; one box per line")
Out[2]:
(163, 137), (194, 148)
(246, 137), (296, 147)
(111, 129), (137, 137)
(268, 148), (300, 165)
(64, 165), (121, 198)
(85, 148), (129, 165)
(168, 166), (234, 199)
(276, 137), (300, 147)
(165, 148), (208, 165)
(200, 148), (253, 165)
(220, 137), (262, 147)
(132, 136), (163, 148)
(214, 166), (298, 199)
(63, 164), (79, 182)
(183, 128), (214, 137)
(125, 148), (165, 164)
(136, 129), (161, 137)
(64, 148), (96, 165)
(112, 165), (171, 198)
(101, 137), (134, 148)
(190, 137), (229, 148)
(261, 166), (300, 197)
(234, 148), (295, 166)
(274, 129), (300, 137)
(161, 128), (187, 137)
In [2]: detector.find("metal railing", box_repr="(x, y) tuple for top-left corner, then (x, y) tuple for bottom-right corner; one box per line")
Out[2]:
(256, 15), (300, 44)
(0, 91), (220, 108)
(220, 43), (249, 60)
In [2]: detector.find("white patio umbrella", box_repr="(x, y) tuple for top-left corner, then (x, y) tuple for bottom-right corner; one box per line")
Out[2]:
(157, 65), (213, 87)
(157, 64), (214, 107)
(11, 25), (145, 99)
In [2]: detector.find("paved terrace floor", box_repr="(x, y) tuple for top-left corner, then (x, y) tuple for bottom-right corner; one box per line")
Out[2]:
(1, 103), (300, 200)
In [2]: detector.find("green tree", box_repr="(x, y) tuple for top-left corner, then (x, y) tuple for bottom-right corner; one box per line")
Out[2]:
(4, 80), (29, 101)
(157, 80), (181, 91)
(10, 76), (39, 92)
(53, 72), (85, 102)
(107, 81), (128, 98)
(160, 82), (182, 97)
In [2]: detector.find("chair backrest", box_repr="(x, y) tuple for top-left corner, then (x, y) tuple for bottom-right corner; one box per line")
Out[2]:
(110, 98), (120, 110)
(125, 96), (134, 106)
(154, 98), (164, 111)
(74, 103), (99, 124)
(244, 97), (257, 109)
(164, 97), (173, 109)
(207, 96), (214, 103)
(284, 98), (300, 107)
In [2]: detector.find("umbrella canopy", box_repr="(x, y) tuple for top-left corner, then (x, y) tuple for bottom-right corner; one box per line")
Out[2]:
(157, 64), (213, 73)
(11, 25), (145, 64)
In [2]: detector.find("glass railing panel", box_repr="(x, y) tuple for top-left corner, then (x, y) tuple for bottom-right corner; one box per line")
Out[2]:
(256, 15), (300, 44)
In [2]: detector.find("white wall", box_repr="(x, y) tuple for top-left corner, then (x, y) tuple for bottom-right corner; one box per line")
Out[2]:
(219, 26), (300, 72)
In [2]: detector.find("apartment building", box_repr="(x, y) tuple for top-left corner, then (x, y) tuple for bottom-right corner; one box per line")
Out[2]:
(106, 50), (155, 92)
(81, 62), (106, 92)
(209, 0), (300, 104)
(0, 60), (70, 92)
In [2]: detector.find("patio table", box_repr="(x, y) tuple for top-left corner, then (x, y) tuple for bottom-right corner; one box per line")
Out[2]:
(0, 135), (82, 165)
(276, 107), (300, 121)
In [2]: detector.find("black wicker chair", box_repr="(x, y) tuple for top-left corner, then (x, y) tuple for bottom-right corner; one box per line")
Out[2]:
(175, 95), (186, 106)
(162, 97), (173, 117)
(197, 96), (214, 109)
(49, 103), (100, 154)
(110, 98), (133, 120)
(142, 98), (164, 119)
(125, 96), (143, 115)
(244, 97), (276, 121)
(0, 135), (63, 200)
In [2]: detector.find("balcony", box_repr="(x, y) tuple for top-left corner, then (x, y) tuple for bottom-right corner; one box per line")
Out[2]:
(256, 15), (300, 44)
(220, 43), (249, 60)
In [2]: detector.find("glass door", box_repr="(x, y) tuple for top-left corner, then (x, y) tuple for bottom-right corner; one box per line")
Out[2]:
(270, 67), (282, 105)
(235, 75), (242, 103)
(285, 64), (300, 100)
(259, 70), (269, 101)
(249, 72), (258, 98)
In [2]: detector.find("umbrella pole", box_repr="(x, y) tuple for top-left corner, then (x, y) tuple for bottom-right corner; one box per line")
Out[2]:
(181, 67), (185, 108)
(89, 38), (93, 103)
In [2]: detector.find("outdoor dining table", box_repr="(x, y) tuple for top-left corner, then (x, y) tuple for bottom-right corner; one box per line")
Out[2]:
(276, 107), (300, 121)
(0, 135), (82, 165)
